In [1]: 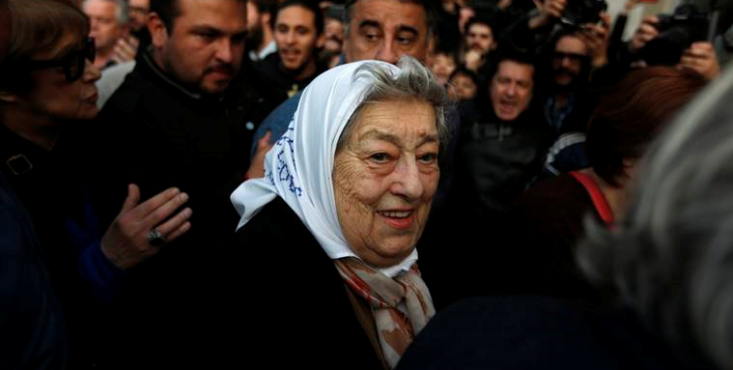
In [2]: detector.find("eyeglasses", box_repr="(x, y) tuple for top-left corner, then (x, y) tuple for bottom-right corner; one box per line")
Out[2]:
(25, 38), (96, 82)
(552, 52), (589, 63)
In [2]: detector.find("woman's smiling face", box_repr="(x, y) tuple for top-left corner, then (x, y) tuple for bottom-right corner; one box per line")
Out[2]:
(333, 99), (440, 267)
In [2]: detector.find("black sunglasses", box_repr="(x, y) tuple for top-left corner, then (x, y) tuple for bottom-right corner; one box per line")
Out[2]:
(25, 38), (96, 82)
(552, 52), (589, 63)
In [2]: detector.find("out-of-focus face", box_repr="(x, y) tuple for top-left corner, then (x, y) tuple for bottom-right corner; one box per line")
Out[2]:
(343, 0), (429, 64)
(20, 34), (101, 123)
(274, 5), (323, 74)
(449, 73), (477, 101)
(552, 35), (588, 88)
(333, 99), (440, 267)
(151, 0), (247, 95)
(490, 60), (534, 122)
(465, 22), (494, 55)
(323, 17), (344, 54)
(84, 0), (125, 53)
(431, 53), (456, 86)
(128, 0), (150, 32)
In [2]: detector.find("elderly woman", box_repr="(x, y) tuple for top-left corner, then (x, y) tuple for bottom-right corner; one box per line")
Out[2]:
(227, 57), (449, 369)
(0, 0), (191, 367)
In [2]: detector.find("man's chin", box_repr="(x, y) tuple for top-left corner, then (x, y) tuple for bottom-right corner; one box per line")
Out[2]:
(200, 78), (233, 95)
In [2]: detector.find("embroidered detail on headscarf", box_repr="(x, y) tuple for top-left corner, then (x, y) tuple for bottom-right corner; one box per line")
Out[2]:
(334, 257), (435, 368)
(269, 126), (302, 197)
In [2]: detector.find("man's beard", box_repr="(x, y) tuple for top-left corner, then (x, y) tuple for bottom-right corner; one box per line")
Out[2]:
(553, 69), (580, 92)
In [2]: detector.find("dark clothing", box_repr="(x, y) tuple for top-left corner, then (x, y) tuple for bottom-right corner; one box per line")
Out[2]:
(93, 51), (279, 255)
(397, 296), (709, 370)
(202, 197), (385, 369)
(449, 108), (553, 215)
(0, 123), (116, 368)
(255, 52), (326, 105)
(505, 173), (603, 300)
(89, 51), (279, 368)
(0, 171), (69, 370)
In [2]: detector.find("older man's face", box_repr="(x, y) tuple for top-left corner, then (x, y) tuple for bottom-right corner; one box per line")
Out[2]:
(342, 0), (429, 64)
(84, 0), (125, 54)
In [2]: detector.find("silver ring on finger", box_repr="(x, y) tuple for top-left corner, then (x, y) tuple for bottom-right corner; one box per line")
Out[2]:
(147, 228), (166, 247)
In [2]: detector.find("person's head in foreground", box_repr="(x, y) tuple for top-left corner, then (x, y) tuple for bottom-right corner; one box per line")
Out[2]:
(579, 64), (733, 370)
(231, 55), (449, 367)
(0, 0), (100, 143)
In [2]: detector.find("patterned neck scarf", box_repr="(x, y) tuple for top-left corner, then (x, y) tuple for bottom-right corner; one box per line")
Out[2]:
(334, 258), (435, 368)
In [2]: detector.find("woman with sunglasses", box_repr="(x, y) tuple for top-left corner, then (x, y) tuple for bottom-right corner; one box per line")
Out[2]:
(0, 0), (192, 367)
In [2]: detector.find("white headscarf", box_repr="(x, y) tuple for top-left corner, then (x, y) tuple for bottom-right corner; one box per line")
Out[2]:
(230, 60), (418, 277)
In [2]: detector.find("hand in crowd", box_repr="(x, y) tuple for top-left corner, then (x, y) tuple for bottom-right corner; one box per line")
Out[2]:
(579, 13), (611, 67)
(464, 49), (483, 72)
(111, 34), (139, 65)
(101, 184), (192, 270)
(630, 15), (659, 53)
(498, 0), (513, 10)
(623, 0), (639, 13)
(246, 130), (274, 180)
(679, 42), (720, 80)
(530, 0), (566, 29)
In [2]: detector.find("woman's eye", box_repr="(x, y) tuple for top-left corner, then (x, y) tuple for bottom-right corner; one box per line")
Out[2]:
(370, 153), (389, 163)
(419, 153), (437, 164)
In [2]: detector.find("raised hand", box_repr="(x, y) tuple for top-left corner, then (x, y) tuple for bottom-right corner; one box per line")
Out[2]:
(101, 184), (192, 270)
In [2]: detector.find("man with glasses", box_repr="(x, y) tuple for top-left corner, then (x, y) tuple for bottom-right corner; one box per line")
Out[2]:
(540, 28), (610, 178)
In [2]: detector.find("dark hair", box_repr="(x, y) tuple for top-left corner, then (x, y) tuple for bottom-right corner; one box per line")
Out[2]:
(151, 0), (246, 31)
(585, 67), (706, 186)
(150, 0), (178, 31)
(250, 0), (278, 16)
(463, 15), (495, 36)
(272, 0), (324, 36)
(448, 66), (479, 86)
(0, 0), (88, 95)
(344, 0), (436, 35)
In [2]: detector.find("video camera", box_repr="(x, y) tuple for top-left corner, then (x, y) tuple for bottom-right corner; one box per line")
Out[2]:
(639, 4), (719, 66)
(559, 0), (607, 29)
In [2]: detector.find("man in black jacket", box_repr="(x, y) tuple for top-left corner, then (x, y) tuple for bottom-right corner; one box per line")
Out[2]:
(90, 0), (279, 366)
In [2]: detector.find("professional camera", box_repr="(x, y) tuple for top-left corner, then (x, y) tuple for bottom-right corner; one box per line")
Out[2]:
(639, 4), (716, 66)
(559, 0), (607, 29)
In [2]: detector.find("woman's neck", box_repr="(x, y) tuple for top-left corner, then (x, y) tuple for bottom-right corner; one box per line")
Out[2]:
(2, 109), (60, 151)
(580, 167), (628, 222)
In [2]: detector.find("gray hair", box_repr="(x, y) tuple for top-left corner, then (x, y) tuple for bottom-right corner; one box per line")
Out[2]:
(336, 56), (450, 153)
(578, 64), (733, 370)
(84, 0), (129, 25)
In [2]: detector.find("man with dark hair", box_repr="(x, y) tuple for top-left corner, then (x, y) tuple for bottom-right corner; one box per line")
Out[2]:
(89, 0), (279, 365)
(448, 50), (552, 217)
(256, 0), (325, 101)
(462, 16), (496, 73)
(247, 0), (278, 61)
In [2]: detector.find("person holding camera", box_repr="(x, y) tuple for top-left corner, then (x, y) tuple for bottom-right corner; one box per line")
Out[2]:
(628, 4), (721, 80)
